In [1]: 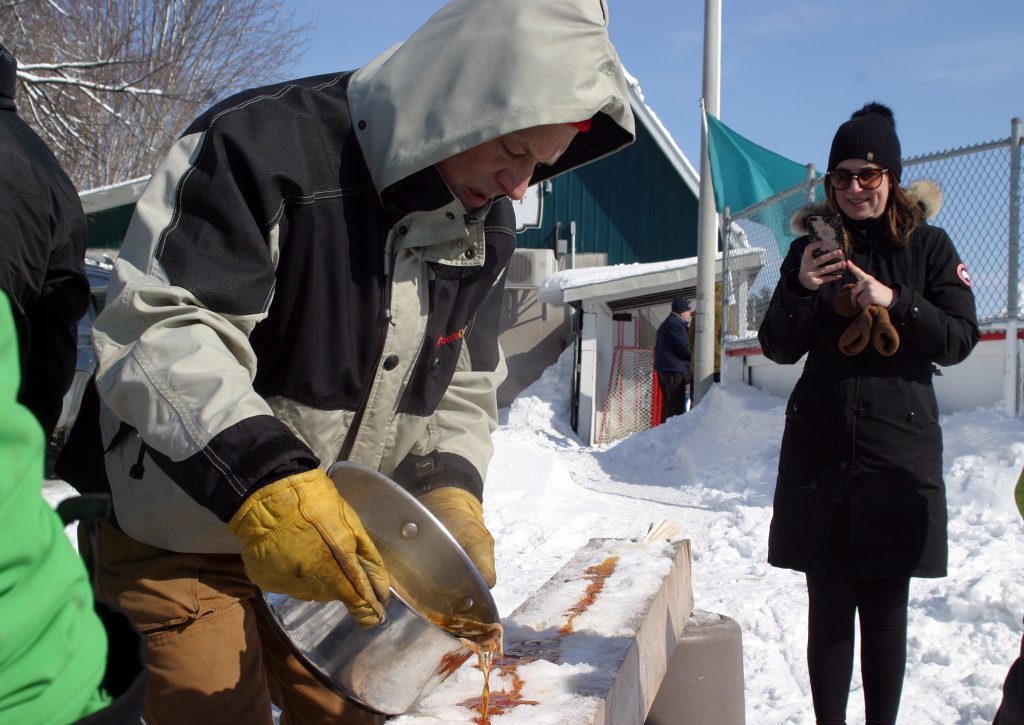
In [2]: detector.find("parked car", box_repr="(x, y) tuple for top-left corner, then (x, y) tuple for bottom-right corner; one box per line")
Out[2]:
(45, 254), (114, 477)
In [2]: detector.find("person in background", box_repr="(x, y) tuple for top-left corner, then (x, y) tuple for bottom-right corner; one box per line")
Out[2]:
(758, 102), (979, 725)
(68, 1), (635, 722)
(0, 43), (89, 438)
(994, 465), (1024, 724)
(655, 295), (693, 421)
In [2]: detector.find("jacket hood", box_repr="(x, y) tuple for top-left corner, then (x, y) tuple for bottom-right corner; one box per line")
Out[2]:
(347, 0), (635, 195)
(0, 44), (16, 101)
(790, 179), (943, 235)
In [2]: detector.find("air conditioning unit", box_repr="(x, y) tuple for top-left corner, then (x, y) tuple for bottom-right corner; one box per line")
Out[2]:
(505, 248), (557, 289)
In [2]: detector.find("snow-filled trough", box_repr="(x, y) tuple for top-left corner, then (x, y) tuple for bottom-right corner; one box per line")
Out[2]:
(388, 535), (693, 724)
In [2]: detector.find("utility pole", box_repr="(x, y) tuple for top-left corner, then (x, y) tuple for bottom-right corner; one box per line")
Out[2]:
(693, 0), (722, 405)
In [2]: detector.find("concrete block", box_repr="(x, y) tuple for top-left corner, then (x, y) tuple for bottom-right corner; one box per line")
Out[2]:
(645, 610), (745, 725)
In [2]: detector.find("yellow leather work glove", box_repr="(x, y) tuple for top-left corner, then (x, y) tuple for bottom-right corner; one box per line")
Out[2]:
(418, 487), (496, 588)
(229, 469), (390, 627)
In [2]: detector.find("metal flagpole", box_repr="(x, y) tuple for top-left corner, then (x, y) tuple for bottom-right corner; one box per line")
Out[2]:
(692, 0), (722, 405)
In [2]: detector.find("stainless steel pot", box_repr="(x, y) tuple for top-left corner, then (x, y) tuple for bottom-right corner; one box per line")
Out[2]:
(260, 461), (499, 715)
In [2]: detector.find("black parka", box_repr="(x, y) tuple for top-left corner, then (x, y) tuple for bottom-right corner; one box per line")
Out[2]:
(0, 45), (89, 437)
(758, 182), (979, 578)
(655, 313), (691, 375)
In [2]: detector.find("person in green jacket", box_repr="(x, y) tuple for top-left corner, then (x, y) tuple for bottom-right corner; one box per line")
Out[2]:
(0, 289), (111, 722)
(0, 289), (144, 724)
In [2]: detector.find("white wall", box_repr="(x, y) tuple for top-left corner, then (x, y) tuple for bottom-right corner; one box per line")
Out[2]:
(725, 329), (1019, 415)
(581, 303), (616, 445)
(580, 302), (665, 445)
(578, 311), (599, 446)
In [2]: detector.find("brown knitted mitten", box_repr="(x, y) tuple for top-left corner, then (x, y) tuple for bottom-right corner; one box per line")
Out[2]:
(833, 283), (860, 318)
(838, 308), (873, 356)
(870, 305), (900, 356)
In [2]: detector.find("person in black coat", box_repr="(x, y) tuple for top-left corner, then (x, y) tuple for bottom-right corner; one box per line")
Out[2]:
(655, 295), (693, 421)
(758, 103), (979, 725)
(0, 44), (90, 437)
(994, 466), (1024, 725)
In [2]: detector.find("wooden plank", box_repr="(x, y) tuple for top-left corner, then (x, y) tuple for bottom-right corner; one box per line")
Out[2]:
(388, 537), (693, 724)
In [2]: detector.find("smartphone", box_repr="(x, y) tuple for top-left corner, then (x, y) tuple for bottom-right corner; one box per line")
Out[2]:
(807, 213), (843, 258)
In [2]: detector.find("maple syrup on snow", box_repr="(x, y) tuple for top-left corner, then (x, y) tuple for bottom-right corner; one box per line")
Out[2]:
(559, 556), (619, 635)
(455, 556), (620, 723)
(411, 605), (506, 723)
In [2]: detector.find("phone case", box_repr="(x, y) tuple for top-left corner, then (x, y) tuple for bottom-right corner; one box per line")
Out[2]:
(807, 213), (843, 257)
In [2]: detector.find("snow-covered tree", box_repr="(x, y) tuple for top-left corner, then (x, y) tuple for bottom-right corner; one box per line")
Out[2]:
(1, 0), (308, 188)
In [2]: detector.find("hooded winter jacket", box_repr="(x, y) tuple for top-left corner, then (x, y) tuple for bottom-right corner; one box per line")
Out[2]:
(91, 0), (635, 552)
(758, 181), (979, 578)
(0, 44), (90, 437)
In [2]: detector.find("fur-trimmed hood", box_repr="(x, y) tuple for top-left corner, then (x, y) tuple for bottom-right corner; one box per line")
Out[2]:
(790, 179), (943, 236)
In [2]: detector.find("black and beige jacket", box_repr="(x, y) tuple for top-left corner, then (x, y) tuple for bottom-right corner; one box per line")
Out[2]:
(92, 0), (635, 552)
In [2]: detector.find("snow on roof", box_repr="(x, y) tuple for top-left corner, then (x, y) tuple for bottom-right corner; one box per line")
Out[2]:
(538, 247), (764, 306)
(539, 257), (700, 306)
(79, 175), (151, 214)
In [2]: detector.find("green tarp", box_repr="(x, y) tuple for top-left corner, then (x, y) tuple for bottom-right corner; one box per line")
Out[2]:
(705, 111), (820, 252)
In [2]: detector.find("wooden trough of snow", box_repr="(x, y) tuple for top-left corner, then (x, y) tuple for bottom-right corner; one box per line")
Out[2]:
(387, 535), (695, 724)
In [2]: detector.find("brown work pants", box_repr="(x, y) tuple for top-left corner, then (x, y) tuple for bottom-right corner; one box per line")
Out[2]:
(94, 522), (383, 725)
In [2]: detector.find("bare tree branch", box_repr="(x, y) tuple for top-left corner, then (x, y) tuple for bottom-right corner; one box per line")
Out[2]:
(19, 58), (135, 70)
(18, 70), (167, 96)
(1, 0), (311, 188)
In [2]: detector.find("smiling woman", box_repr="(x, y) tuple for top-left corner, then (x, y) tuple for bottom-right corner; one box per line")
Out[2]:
(758, 101), (980, 725)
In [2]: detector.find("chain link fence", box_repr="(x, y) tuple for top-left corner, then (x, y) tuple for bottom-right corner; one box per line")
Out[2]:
(724, 121), (1023, 340)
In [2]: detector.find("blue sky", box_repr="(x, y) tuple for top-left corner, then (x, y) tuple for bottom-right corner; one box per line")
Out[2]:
(279, 0), (1023, 168)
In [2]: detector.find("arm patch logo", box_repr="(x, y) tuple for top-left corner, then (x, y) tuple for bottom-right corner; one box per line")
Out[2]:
(956, 263), (972, 288)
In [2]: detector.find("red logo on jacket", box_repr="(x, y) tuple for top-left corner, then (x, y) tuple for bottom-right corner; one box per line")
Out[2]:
(436, 327), (467, 347)
(956, 263), (972, 288)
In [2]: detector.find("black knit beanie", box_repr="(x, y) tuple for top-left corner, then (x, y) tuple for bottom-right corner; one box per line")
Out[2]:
(828, 102), (902, 182)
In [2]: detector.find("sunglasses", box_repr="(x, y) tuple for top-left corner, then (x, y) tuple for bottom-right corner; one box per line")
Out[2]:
(827, 168), (888, 191)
